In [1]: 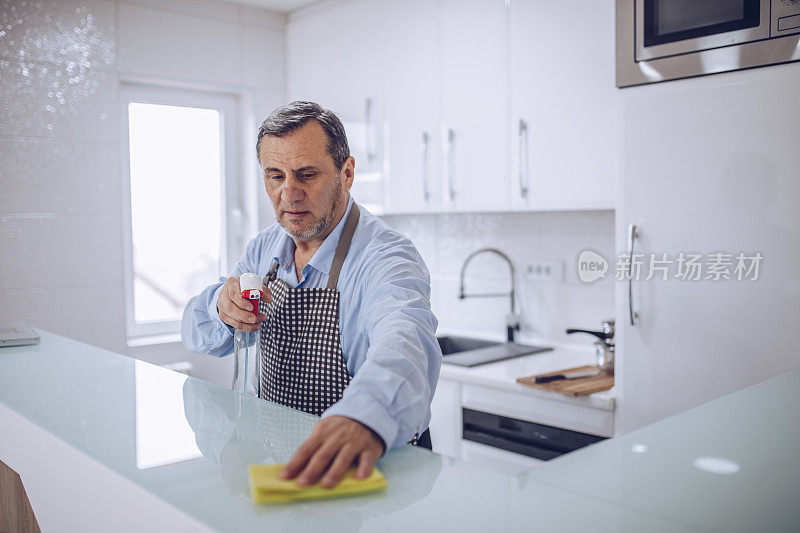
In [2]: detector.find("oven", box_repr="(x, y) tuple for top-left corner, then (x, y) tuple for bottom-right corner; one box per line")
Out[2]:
(460, 409), (606, 475)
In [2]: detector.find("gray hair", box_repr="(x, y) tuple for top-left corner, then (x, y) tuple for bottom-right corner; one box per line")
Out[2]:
(256, 101), (350, 170)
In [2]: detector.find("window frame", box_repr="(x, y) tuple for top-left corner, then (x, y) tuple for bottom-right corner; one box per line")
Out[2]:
(119, 82), (241, 344)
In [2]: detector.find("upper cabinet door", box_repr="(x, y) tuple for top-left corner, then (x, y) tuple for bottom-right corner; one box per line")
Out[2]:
(381, 0), (442, 214)
(439, 0), (509, 213)
(509, 0), (617, 211)
(286, 0), (383, 119)
(286, 1), (386, 211)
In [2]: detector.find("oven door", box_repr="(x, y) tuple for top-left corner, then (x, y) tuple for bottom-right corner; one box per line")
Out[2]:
(635, 0), (770, 61)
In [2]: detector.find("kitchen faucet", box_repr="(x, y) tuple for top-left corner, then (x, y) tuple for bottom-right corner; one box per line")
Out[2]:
(458, 248), (520, 342)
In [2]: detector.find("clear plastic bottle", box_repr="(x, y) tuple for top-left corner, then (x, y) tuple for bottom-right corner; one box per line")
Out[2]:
(231, 273), (262, 396)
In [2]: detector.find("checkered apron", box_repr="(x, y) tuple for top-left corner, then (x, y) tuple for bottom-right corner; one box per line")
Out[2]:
(257, 204), (360, 416)
(257, 205), (423, 446)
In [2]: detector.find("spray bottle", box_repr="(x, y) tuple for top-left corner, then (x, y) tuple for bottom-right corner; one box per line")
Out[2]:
(232, 273), (262, 396)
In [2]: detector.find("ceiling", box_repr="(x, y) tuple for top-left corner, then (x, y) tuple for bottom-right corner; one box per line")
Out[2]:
(217, 0), (319, 13)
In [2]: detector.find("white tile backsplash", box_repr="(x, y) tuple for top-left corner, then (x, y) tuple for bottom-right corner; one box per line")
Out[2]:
(0, 284), (127, 354)
(0, 213), (124, 289)
(121, 0), (241, 23)
(117, 3), (241, 84)
(381, 210), (616, 348)
(0, 57), (117, 140)
(0, 138), (120, 214)
(0, 0), (116, 68)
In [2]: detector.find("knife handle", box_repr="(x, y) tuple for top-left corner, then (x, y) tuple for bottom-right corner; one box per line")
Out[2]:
(534, 374), (566, 384)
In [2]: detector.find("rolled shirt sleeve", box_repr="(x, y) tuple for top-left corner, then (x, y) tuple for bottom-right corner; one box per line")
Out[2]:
(322, 245), (442, 451)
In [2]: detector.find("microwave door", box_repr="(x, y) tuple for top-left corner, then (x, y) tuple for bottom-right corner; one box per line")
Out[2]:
(635, 0), (770, 61)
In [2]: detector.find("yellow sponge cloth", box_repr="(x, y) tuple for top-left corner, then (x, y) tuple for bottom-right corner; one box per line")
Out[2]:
(248, 463), (387, 503)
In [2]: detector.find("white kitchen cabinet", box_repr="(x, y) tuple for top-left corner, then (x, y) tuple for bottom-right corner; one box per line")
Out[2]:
(460, 382), (613, 438)
(380, 0), (442, 213)
(429, 377), (461, 458)
(286, 0), (615, 215)
(439, 0), (509, 212)
(286, 1), (386, 210)
(509, 0), (617, 211)
(286, 1), (383, 123)
(615, 65), (800, 433)
(430, 348), (615, 472)
(461, 440), (543, 476)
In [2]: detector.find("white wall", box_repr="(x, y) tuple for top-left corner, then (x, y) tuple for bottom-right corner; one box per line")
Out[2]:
(0, 0), (285, 386)
(381, 210), (616, 349)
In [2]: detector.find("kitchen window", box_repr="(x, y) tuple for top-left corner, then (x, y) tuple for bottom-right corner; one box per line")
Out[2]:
(120, 83), (241, 345)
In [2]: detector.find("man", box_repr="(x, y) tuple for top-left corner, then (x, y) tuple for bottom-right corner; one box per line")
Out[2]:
(182, 101), (441, 488)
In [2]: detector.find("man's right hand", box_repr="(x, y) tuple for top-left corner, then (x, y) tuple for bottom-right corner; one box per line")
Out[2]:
(216, 276), (271, 332)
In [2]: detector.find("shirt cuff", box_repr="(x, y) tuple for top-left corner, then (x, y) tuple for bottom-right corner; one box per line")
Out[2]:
(208, 284), (233, 332)
(322, 393), (399, 455)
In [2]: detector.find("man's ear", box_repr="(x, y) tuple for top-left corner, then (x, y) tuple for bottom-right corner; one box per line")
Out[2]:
(341, 156), (355, 191)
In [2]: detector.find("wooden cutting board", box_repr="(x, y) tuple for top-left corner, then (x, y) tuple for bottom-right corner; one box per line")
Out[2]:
(516, 365), (614, 397)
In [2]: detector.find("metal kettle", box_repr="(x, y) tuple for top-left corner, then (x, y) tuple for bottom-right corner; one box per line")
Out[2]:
(565, 320), (615, 374)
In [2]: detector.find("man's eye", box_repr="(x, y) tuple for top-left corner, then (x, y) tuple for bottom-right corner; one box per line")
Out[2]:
(300, 173), (315, 179)
(268, 175), (283, 181)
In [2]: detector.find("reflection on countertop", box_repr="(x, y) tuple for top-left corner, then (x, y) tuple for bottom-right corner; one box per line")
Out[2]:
(182, 378), (443, 532)
(1, 331), (798, 532)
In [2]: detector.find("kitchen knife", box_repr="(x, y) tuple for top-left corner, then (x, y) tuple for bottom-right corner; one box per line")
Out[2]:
(534, 369), (600, 384)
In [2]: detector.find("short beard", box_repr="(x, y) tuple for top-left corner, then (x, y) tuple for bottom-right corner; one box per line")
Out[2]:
(279, 179), (342, 240)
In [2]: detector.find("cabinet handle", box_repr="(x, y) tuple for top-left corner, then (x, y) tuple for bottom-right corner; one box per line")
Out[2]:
(518, 119), (529, 199)
(627, 224), (640, 326)
(365, 97), (375, 163)
(420, 131), (431, 202)
(446, 128), (456, 202)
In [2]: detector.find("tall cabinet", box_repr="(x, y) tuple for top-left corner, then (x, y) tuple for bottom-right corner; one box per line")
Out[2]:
(438, 0), (509, 212)
(381, 0), (442, 213)
(286, 0), (387, 210)
(615, 65), (800, 433)
(509, 0), (617, 211)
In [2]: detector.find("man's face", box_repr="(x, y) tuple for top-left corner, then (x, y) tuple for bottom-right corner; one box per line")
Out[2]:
(259, 121), (353, 243)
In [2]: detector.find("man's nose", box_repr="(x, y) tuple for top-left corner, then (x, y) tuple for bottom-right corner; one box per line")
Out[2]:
(280, 178), (305, 203)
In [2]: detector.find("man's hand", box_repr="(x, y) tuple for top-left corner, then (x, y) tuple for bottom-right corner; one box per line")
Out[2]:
(216, 276), (271, 331)
(281, 416), (385, 489)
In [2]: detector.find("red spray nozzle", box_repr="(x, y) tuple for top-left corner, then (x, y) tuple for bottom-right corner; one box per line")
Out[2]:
(239, 273), (262, 316)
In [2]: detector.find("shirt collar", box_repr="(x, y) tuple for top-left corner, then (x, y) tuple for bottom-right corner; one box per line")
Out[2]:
(273, 232), (295, 272)
(272, 195), (355, 276)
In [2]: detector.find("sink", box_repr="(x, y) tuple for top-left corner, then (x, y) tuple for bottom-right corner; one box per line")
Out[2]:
(436, 335), (553, 367)
(437, 336), (501, 355)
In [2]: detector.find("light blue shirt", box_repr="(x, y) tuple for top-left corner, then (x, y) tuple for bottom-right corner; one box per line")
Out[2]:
(181, 196), (442, 450)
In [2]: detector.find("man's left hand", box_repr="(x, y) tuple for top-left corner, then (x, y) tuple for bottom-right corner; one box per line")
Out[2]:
(281, 416), (385, 488)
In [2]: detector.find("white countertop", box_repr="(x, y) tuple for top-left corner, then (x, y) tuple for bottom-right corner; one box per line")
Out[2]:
(1, 331), (798, 532)
(440, 343), (616, 411)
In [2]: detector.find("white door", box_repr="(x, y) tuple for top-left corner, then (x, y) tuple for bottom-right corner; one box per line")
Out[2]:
(509, 0), (617, 211)
(439, 0), (509, 212)
(381, 0), (442, 214)
(616, 66), (800, 433)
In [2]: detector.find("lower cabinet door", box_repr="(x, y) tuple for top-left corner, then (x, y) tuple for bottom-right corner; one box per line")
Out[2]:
(460, 440), (543, 476)
(429, 378), (461, 458)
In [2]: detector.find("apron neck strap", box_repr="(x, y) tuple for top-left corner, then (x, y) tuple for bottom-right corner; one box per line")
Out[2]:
(265, 259), (279, 283)
(326, 203), (360, 290)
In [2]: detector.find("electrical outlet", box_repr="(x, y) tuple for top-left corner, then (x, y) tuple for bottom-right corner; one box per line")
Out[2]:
(525, 260), (564, 282)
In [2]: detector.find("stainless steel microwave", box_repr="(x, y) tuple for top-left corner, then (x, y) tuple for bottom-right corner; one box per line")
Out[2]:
(617, 0), (800, 87)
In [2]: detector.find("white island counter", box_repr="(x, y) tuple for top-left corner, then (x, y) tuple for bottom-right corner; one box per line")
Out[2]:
(0, 331), (797, 532)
